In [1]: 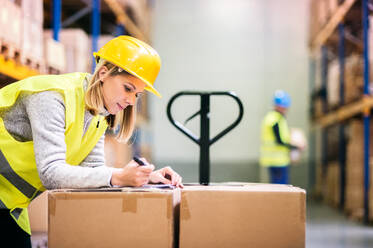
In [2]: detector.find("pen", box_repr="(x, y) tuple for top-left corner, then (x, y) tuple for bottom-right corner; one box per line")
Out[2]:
(133, 156), (146, 166)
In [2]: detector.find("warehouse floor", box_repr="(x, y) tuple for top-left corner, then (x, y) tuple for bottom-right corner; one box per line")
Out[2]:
(307, 200), (373, 247)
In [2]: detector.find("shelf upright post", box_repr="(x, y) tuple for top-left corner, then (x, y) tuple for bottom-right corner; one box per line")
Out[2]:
(362, 0), (371, 224)
(91, 0), (101, 73)
(338, 23), (346, 209)
(115, 24), (127, 37)
(309, 57), (316, 191)
(321, 46), (328, 181)
(52, 0), (61, 41)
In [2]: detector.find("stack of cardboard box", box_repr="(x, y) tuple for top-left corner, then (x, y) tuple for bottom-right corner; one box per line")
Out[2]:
(18, 0), (44, 69)
(30, 183), (306, 248)
(324, 161), (340, 207)
(345, 120), (373, 219)
(43, 33), (66, 73)
(0, 0), (21, 58)
(58, 29), (90, 73)
(309, 0), (339, 42)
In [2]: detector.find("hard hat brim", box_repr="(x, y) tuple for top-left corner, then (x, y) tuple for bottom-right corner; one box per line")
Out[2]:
(93, 52), (162, 98)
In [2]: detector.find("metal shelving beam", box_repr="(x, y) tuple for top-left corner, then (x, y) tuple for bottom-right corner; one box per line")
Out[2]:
(321, 46), (328, 179)
(310, 0), (356, 53)
(91, 0), (101, 72)
(52, 0), (61, 41)
(315, 97), (373, 127)
(103, 0), (148, 42)
(338, 23), (346, 209)
(0, 55), (39, 80)
(308, 58), (317, 191)
(362, 0), (370, 224)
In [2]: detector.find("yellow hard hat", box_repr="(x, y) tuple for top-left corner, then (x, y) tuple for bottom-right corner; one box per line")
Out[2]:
(93, 35), (162, 98)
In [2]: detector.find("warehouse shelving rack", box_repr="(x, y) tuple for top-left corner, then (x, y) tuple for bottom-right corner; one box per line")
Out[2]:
(309, 0), (371, 223)
(0, 0), (148, 82)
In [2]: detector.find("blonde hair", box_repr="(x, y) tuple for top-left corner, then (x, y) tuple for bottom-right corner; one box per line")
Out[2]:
(85, 59), (136, 143)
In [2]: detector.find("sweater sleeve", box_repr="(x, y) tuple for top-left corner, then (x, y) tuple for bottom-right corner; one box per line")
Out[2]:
(272, 122), (298, 150)
(25, 91), (120, 189)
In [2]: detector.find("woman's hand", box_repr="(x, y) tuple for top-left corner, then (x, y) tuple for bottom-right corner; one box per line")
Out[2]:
(149, 166), (184, 188)
(111, 158), (154, 187)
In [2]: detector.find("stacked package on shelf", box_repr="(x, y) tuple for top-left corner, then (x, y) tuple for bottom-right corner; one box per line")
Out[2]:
(328, 54), (373, 106)
(345, 120), (373, 220)
(327, 59), (339, 109)
(0, 0), (21, 58)
(43, 31), (66, 73)
(17, 0), (44, 70)
(324, 161), (340, 207)
(309, 0), (339, 41)
(58, 29), (90, 73)
(118, 0), (152, 40)
(88, 35), (115, 71)
(344, 55), (364, 104)
(45, 29), (90, 73)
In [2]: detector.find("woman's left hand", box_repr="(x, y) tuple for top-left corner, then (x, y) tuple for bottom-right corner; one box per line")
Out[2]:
(149, 166), (183, 188)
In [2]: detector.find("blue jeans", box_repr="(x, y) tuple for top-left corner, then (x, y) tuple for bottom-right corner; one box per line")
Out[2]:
(269, 166), (289, 184)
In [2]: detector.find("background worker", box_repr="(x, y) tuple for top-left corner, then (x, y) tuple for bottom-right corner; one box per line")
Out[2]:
(0, 36), (182, 247)
(259, 90), (303, 184)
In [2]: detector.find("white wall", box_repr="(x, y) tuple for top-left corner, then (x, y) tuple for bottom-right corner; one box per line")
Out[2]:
(150, 0), (310, 167)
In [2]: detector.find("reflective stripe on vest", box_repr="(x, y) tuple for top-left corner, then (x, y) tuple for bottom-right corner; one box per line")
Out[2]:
(260, 111), (290, 167)
(0, 72), (108, 235)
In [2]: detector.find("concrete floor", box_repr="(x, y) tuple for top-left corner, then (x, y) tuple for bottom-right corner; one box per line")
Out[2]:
(307, 200), (373, 248)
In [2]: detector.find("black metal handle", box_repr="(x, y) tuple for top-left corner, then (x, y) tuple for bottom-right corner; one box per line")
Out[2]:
(166, 91), (244, 185)
(167, 91), (244, 144)
(209, 92), (244, 145)
(167, 91), (200, 145)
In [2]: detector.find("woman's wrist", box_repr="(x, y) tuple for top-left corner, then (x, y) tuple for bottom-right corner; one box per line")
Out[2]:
(110, 169), (122, 186)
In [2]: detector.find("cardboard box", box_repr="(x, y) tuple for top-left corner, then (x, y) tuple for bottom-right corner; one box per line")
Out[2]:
(17, 0), (44, 23)
(0, 0), (21, 48)
(43, 36), (66, 72)
(179, 184), (306, 248)
(48, 187), (179, 248)
(28, 191), (48, 233)
(21, 16), (44, 62)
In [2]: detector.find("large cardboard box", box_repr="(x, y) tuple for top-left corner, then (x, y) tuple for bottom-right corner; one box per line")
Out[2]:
(179, 184), (306, 248)
(43, 36), (66, 72)
(28, 191), (48, 233)
(48, 187), (179, 248)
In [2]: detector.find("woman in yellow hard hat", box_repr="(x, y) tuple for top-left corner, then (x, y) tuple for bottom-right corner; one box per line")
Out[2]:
(0, 35), (182, 247)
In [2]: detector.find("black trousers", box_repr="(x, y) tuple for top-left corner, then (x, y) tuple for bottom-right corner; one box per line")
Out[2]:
(0, 209), (32, 248)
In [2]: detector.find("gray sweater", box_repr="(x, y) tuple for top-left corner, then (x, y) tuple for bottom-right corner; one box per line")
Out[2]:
(0, 78), (120, 189)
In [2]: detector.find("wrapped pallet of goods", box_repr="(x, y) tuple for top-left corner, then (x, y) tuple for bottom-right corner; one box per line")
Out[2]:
(88, 35), (115, 71)
(0, 0), (22, 59)
(58, 29), (90, 73)
(118, 0), (152, 40)
(43, 34), (66, 74)
(17, 0), (44, 71)
(345, 120), (373, 220)
(324, 161), (340, 207)
(327, 59), (339, 109)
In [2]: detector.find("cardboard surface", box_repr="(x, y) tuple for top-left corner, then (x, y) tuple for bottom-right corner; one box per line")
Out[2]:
(28, 191), (48, 233)
(48, 187), (179, 248)
(179, 184), (306, 248)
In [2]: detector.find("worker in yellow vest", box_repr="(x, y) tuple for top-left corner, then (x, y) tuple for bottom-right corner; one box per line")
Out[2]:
(260, 90), (301, 184)
(0, 36), (182, 247)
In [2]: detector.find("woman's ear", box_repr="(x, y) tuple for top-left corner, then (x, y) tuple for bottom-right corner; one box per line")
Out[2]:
(98, 66), (109, 81)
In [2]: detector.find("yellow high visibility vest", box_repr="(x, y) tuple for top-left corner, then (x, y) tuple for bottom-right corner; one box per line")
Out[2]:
(0, 72), (108, 234)
(260, 110), (290, 167)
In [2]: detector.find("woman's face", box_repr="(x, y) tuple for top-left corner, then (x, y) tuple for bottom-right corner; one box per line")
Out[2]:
(99, 66), (146, 115)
